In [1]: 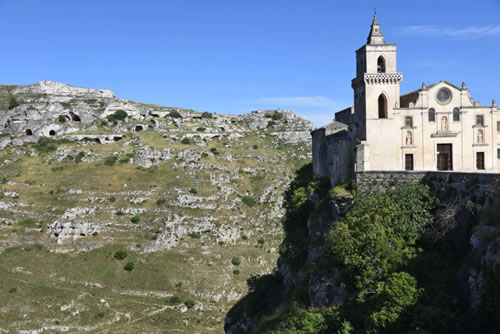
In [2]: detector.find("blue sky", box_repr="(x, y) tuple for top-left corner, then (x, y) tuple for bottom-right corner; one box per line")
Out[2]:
(0, 0), (499, 126)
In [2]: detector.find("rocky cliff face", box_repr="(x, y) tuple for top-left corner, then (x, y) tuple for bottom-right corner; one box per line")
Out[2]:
(225, 174), (500, 334)
(0, 81), (314, 333)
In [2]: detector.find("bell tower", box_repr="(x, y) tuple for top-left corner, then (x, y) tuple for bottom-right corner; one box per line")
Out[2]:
(351, 14), (403, 141)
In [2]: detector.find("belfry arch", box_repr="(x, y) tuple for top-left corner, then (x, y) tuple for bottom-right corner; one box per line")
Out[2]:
(377, 56), (386, 73)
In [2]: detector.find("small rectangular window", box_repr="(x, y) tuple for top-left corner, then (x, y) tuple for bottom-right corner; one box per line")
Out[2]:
(477, 152), (485, 170)
(476, 115), (484, 126)
(405, 116), (413, 128)
(428, 109), (435, 122)
(497, 148), (500, 159)
(453, 108), (460, 121)
(497, 121), (500, 132)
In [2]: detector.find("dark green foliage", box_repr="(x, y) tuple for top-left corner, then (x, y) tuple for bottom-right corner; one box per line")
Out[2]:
(189, 188), (197, 195)
(74, 151), (85, 163)
(95, 312), (105, 318)
(109, 197), (116, 202)
(253, 144), (259, 150)
(169, 111), (182, 118)
(156, 198), (166, 205)
(8, 287), (17, 293)
(107, 110), (128, 122)
(32, 137), (71, 154)
(231, 256), (241, 266)
(271, 112), (282, 120)
(8, 96), (19, 110)
(169, 295), (181, 305)
(124, 262), (135, 271)
(130, 216), (140, 224)
(201, 111), (212, 119)
(267, 308), (327, 334)
(233, 269), (240, 275)
(181, 138), (191, 144)
(241, 196), (256, 207)
(197, 127), (206, 132)
(267, 120), (277, 128)
(210, 147), (219, 155)
(104, 156), (118, 166)
(278, 163), (315, 272)
(184, 299), (195, 308)
(58, 115), (67, 123)
(114, 250), (128, 260)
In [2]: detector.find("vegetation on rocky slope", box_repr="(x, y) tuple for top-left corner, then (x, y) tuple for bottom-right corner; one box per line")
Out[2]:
(0, 82), (313, 333)
(226, 166), (500, 334)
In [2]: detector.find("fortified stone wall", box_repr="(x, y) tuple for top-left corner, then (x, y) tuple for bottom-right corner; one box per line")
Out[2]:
(356, 170), (498, 191)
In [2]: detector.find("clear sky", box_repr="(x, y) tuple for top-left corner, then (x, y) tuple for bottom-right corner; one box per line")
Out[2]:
(0, 0), (499, 126)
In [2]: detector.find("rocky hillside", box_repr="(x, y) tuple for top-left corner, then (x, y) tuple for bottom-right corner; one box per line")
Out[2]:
(0, 81), (314, 333)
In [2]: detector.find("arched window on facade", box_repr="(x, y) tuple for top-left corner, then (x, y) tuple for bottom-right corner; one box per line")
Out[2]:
(428, 108), (435, 122)
(453, 107), (460, 121)
(377, 56), (386, 73)
(378, 94), (388, 118)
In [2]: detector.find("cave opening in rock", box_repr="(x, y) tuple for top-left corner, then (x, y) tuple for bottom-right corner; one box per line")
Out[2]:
(49, 130), (56, 136)
(69, 112), (81, 122)
(26, 129), (33, 136)
(135, 125), (144, 132)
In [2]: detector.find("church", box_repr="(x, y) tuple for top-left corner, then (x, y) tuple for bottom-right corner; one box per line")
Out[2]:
(312, 15), (500, 185)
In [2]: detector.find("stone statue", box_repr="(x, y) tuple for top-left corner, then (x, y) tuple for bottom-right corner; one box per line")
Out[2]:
(406, 130), (413, 146)
(462, 82), (466, 89)
(477, 129), (484, 144)
(441, 116), (448, 131)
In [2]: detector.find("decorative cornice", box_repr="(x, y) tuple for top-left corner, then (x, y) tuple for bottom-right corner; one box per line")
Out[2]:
(352, 72), (403, 87)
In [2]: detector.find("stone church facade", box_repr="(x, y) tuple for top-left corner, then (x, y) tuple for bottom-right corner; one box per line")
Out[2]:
(312, 15), (500, 185)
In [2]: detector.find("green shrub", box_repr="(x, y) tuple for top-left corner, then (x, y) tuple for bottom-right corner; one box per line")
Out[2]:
(267, 120), (276, 128)
(169, 111), (182, 118)
(189, 188), (197, 195)
(330, 184), (351, 197)
(106, 110), (128, 122)
(109, 197), (116, 202)
(131, 216), (140, 224)
(271, 111), (282, 120)
(201, 111), (213, 119)
(156, 198), (166, 205)
(231, 256), (241, 266)
(104, 156), (118, 166)
(58, 115), (67, 123)
(116, 210), (124, 216)
(233, 269), (240, 275)
(95, 312), (105, 318)
(124, 262), (135, 271)
(197, 127), (206, 132)
(92, 232), (98, 237)
(184, 299), (195, 308)
(241, 196), (257, 207)
(169, 295), (181, 305)
(114, 250), (128, 260)
(253, 144), (259, 150)
(74, 151), (85, 163)
(8, 287), (17, 293)
(181, 138), (191, 145)
(8, 96), (19, 110)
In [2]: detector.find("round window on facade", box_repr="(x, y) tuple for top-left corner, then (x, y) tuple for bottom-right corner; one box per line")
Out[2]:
(436, 88), (452, 105)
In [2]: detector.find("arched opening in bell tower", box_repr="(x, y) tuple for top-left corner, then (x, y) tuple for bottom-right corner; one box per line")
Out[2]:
(378, 94), (388, 118)
(377, 56), (386, 73)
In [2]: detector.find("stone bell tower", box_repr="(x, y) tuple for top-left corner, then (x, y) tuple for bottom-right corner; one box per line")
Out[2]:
(351, 14), (403, 170)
